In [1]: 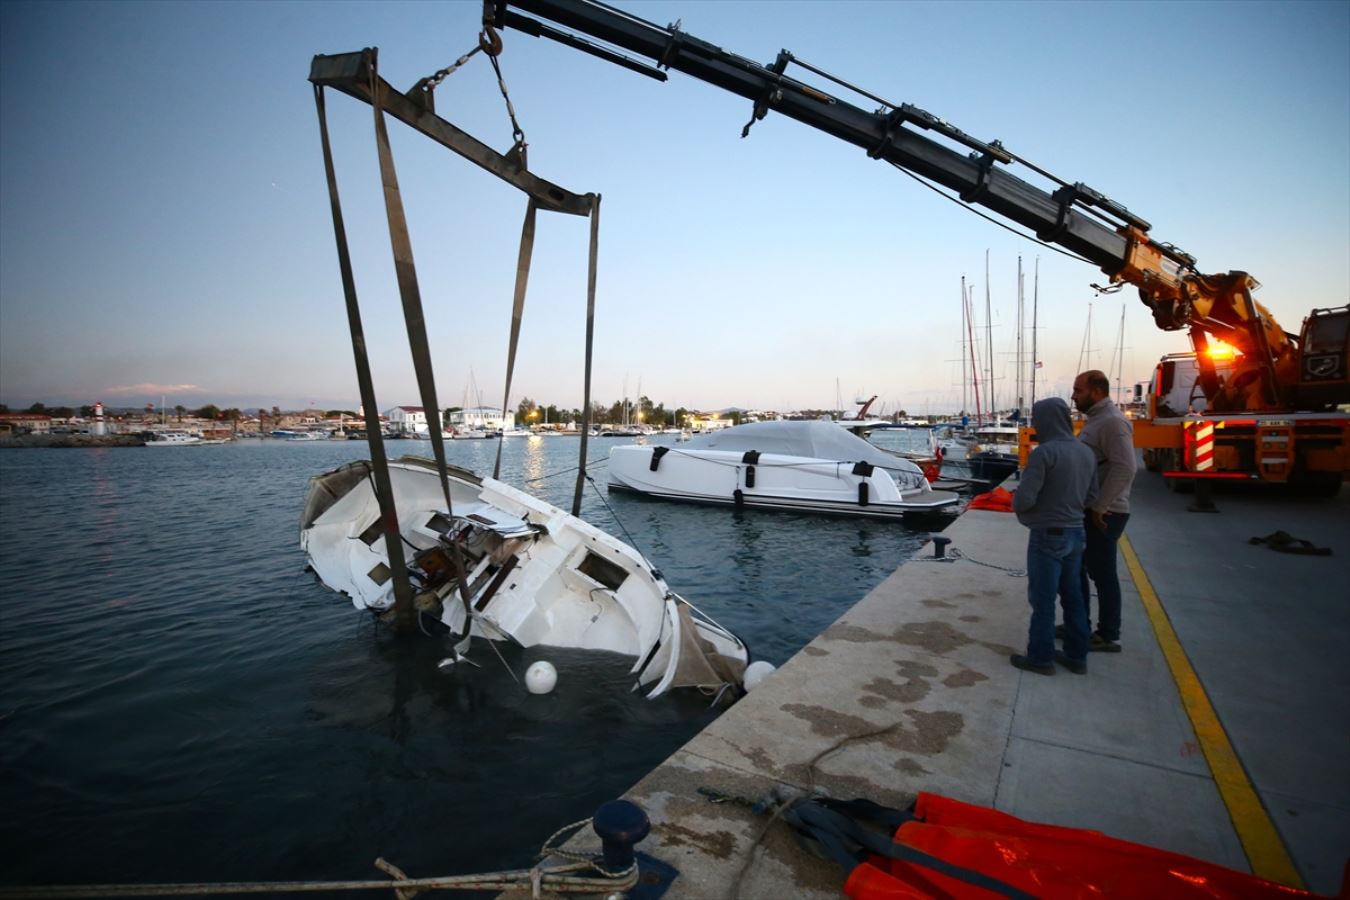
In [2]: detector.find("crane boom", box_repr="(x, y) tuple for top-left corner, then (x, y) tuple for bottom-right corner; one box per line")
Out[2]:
(490, 1), (1187, 297)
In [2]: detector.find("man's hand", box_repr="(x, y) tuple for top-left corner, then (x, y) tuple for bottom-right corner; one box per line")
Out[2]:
(1090, 509), (1108, 531)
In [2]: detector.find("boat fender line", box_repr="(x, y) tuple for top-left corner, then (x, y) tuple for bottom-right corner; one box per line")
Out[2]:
(858, 482), (870, 506)
(649, 446), (670, 471)
(734, 488), (745, 506)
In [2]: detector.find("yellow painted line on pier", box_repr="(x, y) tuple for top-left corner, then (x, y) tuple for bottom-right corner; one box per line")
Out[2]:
(1120, 534), (1304, 889)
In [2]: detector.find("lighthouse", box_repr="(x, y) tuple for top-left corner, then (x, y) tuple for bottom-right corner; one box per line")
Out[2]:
(92, 402), (107, 437)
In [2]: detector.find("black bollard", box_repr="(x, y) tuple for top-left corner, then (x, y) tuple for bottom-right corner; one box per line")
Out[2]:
(592, 800), (650, 872)
(930, 535), (953, 558)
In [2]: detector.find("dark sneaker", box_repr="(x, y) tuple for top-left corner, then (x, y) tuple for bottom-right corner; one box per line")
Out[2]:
(1055, 651), (1087, 675)
(1009, 654), (1055, 676)
(1089, 633), (1122, 653)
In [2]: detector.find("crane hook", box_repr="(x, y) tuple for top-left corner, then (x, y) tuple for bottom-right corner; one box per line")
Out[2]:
(479, 25), (503, 57)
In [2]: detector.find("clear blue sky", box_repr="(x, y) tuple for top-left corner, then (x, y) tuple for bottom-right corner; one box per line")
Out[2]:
(2, 0), (1346, 416)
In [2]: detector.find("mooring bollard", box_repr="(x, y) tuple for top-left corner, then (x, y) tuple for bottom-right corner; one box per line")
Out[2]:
(592, 800), (650, 872)
(930, 534), (953, 558)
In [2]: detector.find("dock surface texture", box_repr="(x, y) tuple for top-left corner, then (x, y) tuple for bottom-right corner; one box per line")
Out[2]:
(584, 468), (1349, 898)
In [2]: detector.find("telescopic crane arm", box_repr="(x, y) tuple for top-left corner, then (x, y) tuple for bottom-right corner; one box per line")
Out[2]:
(487, 0), (1301, 408)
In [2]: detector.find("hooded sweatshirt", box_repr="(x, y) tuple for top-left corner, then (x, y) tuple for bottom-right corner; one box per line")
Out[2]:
(1013, 398), (1099, 529)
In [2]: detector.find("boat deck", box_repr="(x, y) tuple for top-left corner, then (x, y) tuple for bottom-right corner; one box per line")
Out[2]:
(584, 465), (1349, 897)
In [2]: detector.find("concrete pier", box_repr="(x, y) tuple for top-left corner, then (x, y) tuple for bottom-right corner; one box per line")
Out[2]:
(601, 469), (1349, 898)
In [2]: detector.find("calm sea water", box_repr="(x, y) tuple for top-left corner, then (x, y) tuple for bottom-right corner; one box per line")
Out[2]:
(0, 436), (957, 887)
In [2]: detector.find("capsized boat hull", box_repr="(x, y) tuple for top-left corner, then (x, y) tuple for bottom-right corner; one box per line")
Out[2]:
(300, 456), (749, 699)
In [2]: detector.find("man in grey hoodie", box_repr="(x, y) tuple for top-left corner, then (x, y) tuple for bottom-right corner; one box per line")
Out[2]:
(1011, 397), (1099, 675)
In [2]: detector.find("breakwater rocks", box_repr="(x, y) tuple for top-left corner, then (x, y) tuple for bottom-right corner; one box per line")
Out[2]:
(0, 434), (145, 449)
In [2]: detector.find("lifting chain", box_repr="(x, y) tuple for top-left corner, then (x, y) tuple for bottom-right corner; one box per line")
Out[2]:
(411, 23), (526, 161)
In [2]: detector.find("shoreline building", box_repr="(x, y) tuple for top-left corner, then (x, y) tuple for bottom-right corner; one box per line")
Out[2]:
(385, 406), (429, 435)
(448, 406), (516, 431)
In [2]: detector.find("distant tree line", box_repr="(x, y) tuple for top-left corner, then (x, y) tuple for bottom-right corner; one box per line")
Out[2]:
(1, 402), (247, 423)
(486, 396), (716, 429)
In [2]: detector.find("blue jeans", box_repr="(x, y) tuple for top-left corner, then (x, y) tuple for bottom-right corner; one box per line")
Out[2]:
(1026, 527), (1088, 665)
(1081, 512), (1129, 642)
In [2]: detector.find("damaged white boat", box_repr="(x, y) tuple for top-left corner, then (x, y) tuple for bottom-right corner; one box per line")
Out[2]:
(301, 456), (752, 699)
(608, 420), (960, 520)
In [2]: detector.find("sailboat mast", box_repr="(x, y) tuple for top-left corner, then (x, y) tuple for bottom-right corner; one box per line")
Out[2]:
(1016, 255), (1024, 422)
(1113, 304), (1127, 403)
(966, 281), (983, 424)
(984, 250), (995, 422)
(960, 276), (968, 418)
(1030, 257), (1040, 410)
(1077, 302), (1094, 376)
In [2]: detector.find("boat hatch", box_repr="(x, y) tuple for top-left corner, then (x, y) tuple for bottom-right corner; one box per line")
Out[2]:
(425, 512), (454, 535)
(359, 520), (384, 546)
(577, 551), (629, 591)
(367, 562), (391, 585)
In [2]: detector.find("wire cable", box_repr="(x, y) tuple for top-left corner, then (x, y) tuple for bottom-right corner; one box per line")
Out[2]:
(889, 162), (1095, 266)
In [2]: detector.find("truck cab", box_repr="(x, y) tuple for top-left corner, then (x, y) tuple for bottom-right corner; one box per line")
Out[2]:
(1147, 352), (1235, 419)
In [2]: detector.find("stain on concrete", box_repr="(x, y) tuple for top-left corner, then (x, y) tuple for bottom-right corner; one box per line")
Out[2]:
(892, 621), (975, 655)
(823, 619), (1013, 662)
(821, 623), (887, 644)
(858, 660), (940, 707)
(801, 646), (829, 657)
(659, 821), (739, 859)
(743, 746), (780, 778)
(862, 674), (927, 704)
(781, 703), (880, 738)
(859, 695), (887, 709)
(895, 758), (930, 776)
(921, 598), (956, 609)
(943, 667), (988, 688)
(885, 710), (964, 756)
(958, 614), (983, 623)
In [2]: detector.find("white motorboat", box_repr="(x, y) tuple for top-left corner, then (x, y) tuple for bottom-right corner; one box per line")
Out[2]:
(301, 456), (753, 700)
(272, 429), (325, 441)
(144, 430), (202, 446)
(608, 421), (959, 519)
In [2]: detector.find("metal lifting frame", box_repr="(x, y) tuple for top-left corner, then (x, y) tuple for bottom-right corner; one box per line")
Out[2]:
(310, 48), (601, 630)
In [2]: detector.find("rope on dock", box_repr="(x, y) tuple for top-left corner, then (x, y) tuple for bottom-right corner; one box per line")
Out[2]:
(726, 719), (911, 899)
(0, 834), (638, 899)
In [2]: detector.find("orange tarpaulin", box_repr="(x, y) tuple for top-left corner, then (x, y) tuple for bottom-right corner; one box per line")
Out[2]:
(844, 793), (1326, 900)
(966, 487), (1014, 512)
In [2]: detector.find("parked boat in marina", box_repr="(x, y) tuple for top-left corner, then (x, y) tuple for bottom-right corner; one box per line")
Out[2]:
(272, 429), (325, 441)
(143, 430), (202, 446)
(301, 456), (755, 700)
(963, 423), (1021, 484)
(608, 420), (959, 519)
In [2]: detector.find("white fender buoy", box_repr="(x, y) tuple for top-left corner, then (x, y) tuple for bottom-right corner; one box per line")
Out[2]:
(743, 660), (776, 691)
(525, 660), (558, 695)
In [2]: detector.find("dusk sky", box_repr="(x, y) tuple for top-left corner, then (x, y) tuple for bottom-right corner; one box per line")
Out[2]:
(2, 0), (1346, 417)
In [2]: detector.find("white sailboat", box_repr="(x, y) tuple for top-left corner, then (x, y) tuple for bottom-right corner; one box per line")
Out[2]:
(301, 456), (757, 699)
